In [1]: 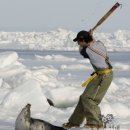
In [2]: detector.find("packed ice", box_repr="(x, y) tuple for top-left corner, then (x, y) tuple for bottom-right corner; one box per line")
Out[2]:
(0, 29), (130, 51)
(0, 29), (130, 130)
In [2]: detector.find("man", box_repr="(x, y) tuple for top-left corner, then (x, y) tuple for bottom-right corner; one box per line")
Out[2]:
(63, 30), (113, 129)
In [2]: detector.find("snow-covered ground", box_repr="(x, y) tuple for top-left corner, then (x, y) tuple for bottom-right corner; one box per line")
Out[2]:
(0, 29), (130, 130)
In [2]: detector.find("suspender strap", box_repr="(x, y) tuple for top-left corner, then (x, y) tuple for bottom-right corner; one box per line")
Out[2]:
(96, 69), (112, 75)
(82, 69), (112, 87)
(82, 73), (97, 87)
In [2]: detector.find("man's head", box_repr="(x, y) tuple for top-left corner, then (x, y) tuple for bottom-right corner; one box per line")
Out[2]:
(73, 30), (93, 44)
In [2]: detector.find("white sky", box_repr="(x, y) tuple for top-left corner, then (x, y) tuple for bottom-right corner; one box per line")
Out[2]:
(0, 0), (129, 32)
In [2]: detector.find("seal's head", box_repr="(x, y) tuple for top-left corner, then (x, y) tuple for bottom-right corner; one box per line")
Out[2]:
(25, 104), (31, 118)
(26, 104), (31, 109)
(15, 104), (31, 130)
(18, 104), (31, 120)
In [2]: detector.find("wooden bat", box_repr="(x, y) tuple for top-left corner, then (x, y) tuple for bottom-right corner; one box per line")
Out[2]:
(92, 2), (121, 31)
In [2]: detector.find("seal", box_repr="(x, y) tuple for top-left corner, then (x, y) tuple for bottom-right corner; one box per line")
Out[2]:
(15, 104), (66, 130)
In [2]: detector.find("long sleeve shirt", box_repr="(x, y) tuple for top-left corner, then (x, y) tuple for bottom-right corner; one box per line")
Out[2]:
(80, 41), (112, 71)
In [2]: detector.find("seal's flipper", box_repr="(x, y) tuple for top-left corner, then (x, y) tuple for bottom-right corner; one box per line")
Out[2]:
(51, 125), (67, 130)
(47, 98), (54, 106)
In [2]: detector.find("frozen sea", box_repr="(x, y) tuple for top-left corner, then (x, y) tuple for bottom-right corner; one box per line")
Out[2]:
(0, 29), (130, 130)
(0, 50), (129, 130)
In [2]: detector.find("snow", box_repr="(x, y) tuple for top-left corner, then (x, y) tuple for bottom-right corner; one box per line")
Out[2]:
(1, 79), (50, 112)
(113, 63), (130, 70)
(0, 29), (130, 51)
(0, 52), (18, 68)
(0, 29), (129, 130)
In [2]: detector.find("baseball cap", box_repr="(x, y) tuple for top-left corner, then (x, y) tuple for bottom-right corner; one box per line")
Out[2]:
(73, 30), (90, 42)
